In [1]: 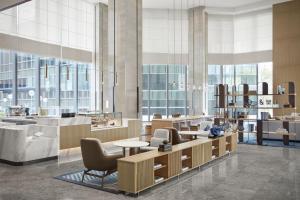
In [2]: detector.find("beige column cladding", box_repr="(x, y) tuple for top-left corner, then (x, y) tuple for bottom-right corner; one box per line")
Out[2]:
(188, 6), (207, 115)
(111, 0), (143, 118)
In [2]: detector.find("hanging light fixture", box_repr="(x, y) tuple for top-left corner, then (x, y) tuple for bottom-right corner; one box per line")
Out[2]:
(45, 62), (48, 79)
(66, 65), (70, 80)
(85, 66), (88, 81)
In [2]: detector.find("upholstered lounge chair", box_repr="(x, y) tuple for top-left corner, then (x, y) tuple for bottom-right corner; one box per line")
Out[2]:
(80, 138), (123, 186)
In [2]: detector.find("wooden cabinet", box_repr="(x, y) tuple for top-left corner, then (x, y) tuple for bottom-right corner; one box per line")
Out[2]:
(118, 159), (154, 193)
(117, 133), (237, 194)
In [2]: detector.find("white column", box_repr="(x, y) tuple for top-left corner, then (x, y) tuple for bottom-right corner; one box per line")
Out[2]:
(188, 6), (207, 115)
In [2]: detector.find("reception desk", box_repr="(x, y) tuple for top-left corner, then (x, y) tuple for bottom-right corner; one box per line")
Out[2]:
(0, 116), (91, 165)
(0, 116), (142, 165)
(118, 132), (237, 194)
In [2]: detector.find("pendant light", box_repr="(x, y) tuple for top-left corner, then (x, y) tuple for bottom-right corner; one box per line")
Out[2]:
(66, 65), (70, 80)
(85, 66), (88, 81)
(45, 62), (48, 79)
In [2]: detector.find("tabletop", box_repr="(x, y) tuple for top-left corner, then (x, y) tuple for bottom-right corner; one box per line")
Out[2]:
(178, 130), (209, 135)
(113, 140), (149, 148)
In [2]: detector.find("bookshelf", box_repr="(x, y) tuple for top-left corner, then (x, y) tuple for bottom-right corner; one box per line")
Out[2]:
(214, 81), (296, 145)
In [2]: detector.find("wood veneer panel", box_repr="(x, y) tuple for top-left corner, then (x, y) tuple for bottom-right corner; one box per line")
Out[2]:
(273, 0), (300, 115)
(192, 144), (204, 168)
(203, 141), (212, 163)
(168, 151), (182, 177)
(218, 136), (226, 157)
(136, 159), (154, 192)
(59, 124), (91, 150)
(118, 161), (136, 193)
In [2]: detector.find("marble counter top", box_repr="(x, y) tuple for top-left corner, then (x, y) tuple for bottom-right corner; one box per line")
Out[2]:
(1, 116), (91, 126)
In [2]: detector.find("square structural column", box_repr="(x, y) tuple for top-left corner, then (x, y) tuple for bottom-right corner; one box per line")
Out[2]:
(111, 0), (143, 118)
(188, 6), (206, 115)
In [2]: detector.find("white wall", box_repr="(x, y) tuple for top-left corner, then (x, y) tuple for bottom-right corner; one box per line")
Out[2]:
(0, 0), (95, 52)
(143, 8), (188, 55)
(207, 8), (273, 63)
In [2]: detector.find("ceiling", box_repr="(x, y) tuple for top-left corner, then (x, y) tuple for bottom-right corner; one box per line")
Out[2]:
(86, 0), (291, 10)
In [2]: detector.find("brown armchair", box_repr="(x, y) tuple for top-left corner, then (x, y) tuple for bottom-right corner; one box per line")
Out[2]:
(164, 127), (190, 145)
(80, 138), (123, 185)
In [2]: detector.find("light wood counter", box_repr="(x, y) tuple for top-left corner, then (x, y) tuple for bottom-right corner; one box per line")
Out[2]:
(118, 132), (238, 194)
(151, 115), (210, 133)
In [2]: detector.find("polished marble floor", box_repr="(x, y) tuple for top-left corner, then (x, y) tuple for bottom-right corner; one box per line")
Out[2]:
(0, 144), (299, 200)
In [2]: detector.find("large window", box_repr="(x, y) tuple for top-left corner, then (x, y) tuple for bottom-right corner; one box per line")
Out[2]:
(142, 64), (188, 121)
(207, 63), (273, 116)
(0, 50), (14, 113)
(0, 49), (93, 115)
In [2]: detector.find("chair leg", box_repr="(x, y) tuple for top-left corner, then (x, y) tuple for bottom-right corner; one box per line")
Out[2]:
(81, 170), (88, 182)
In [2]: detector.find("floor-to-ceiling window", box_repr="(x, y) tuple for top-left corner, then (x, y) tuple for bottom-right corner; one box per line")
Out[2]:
(78, 63), (91, 113)
(0, 50), (14, 114)
(0, 49), (93, 116)
(60, 62), (77, 113)
(17, 53), (38, 114)
(40, 58), (60, 116)
(207, 63), (273, 116)
(142, 64), (188, 121)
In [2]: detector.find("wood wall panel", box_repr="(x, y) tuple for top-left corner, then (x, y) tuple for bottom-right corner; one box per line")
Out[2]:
(273, 0), (300, 115)
(136, 159), (154, 191)
(60, 124), (91, 150)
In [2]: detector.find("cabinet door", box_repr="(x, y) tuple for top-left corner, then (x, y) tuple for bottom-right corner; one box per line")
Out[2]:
(218, 136), (226, 157)
(136, 159), (154, 192)
(203, 141), (212, 163)
(168, 151), (182, 177)
(231, 133), (238, 152)
(192, 144), (204, 168)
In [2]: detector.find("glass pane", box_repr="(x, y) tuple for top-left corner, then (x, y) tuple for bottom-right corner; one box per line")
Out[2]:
(78, 63), (92, 113)
(17, 52), (37, 114)
(207, 65), (221, 115)
(168, 64), (186, 117)
(40, 58), (59, 116)
(0, 50), (14, 113)
(60, 61), (77, 113)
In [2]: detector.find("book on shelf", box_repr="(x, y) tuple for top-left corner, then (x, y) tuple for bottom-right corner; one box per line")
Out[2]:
(181, 155), (188, 160)
(154, 163), (162, 170)
(154, 176), (164, 183)
(182, 167), (189, 172)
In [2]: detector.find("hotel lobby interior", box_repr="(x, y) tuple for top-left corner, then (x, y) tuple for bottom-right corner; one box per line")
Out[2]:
(0, 0), (299, 199)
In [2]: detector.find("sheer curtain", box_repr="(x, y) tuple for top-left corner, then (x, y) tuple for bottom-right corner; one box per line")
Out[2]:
(208, 8), (272, 56)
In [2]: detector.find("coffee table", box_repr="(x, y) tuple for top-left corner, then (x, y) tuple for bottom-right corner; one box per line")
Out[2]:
(113, 141), (149, 156)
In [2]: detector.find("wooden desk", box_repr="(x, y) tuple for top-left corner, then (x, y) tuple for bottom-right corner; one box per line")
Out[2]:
(117, 132), (238, 194)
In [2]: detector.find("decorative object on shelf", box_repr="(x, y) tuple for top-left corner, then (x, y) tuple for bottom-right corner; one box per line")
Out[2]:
(262, 82), (268, 95)
(277, 85), (285, 94)
(266, 99), (272, 105)
(259, 99), (264, 105)
(158, 140), (172, 152)
(261, 112), (270, 120)
(209, 125), (224, 138)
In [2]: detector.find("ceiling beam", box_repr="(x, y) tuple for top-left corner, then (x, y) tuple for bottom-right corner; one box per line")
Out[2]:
(0, 0), (31, 12)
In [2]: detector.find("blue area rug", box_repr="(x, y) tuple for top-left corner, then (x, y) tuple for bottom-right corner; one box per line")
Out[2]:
(55, 170), (120, 194)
